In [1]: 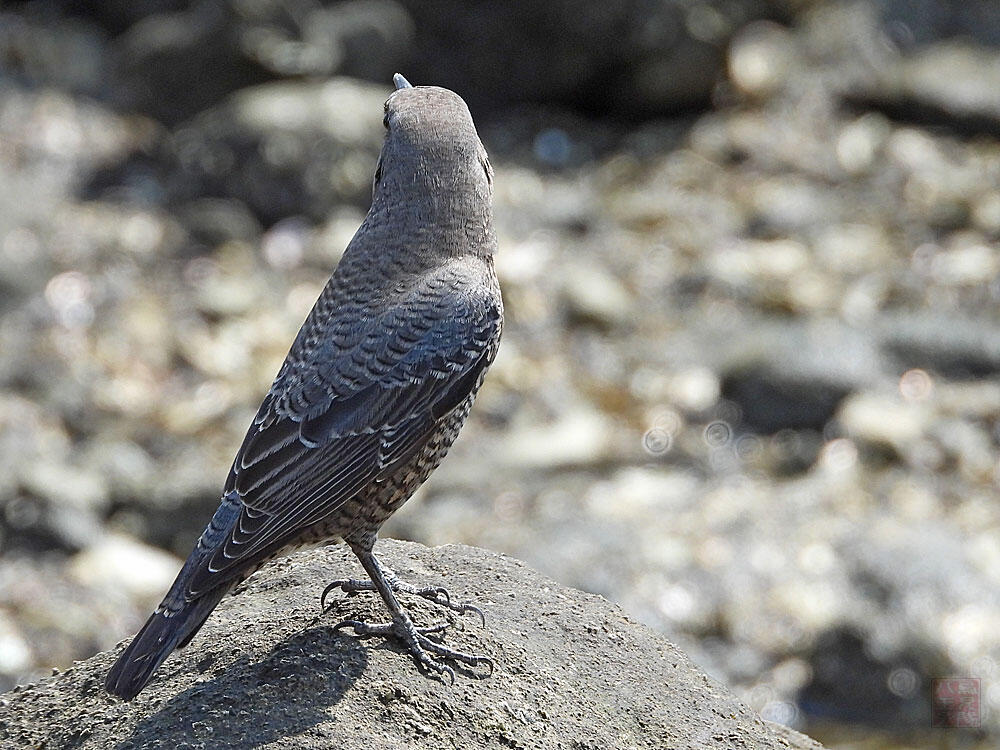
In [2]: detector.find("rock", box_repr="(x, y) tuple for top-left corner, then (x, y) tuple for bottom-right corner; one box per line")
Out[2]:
(20, 461), (109, 513)
(0, 541), (824, 750)
(289, 0), (415, 82)
(876, 0), (1000, 48)
(878, 312), (1000, 378)
(712, 319), (878, 434)
(500, 408), (615, 469)
(866, 42), (1000, 131)
(560, 263), (635, 329)
(838, 392), (930, 451)
(164, 77), (388, 223)
(68, 534), (181, 602)
(728, 21), (798, 99)
(112, 0), (415, 125)
(397, 0), (790, 118)
(112, 1), (260, 125)
(723, 366), (852, 435)
(176, 198), (262, 246)
(0, 12), (109, 97)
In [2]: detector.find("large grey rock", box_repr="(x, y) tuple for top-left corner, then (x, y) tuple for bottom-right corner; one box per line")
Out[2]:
(0, 541), (822, 750)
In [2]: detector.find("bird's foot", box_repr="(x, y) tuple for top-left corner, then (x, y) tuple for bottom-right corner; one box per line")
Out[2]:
(321, 569), (485, 625)
(333, 614), (493, 683)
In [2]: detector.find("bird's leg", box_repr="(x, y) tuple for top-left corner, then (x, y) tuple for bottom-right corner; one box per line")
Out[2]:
(328, 543), (493, 682)
(321, 552), (485, 624)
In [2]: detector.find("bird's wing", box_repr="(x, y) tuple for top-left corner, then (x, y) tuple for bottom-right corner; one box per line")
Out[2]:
(185, 281), (501, 597)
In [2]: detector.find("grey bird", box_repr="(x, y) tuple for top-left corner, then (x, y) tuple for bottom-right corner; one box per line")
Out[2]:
(106, 73), (502, 700)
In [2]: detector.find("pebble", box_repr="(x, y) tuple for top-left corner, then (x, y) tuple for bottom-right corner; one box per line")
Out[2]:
(68, 534), (181, 601)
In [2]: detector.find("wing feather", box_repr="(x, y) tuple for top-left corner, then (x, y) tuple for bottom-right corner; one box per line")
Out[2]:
(186, 280), (500, 597)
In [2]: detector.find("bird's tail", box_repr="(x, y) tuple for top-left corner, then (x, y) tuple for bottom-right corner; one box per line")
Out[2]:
(105, 584), (227, 701)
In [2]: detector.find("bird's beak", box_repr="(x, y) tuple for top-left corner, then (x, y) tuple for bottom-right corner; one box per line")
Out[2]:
(393, 73), (413, 90)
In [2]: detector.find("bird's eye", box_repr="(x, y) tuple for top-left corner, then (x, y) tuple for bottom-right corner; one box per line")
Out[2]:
(383, 102), (390, 129)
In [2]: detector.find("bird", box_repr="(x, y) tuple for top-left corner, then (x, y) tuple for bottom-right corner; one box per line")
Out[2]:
(106, 73), (502, 701)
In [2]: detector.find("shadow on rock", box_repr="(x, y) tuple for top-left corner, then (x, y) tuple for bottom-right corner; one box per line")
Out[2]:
(116, 626), (367, 750)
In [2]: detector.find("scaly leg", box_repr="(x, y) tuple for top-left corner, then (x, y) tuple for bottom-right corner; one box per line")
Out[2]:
(321, 556), (485, 625)
(325, 543), (492, 682)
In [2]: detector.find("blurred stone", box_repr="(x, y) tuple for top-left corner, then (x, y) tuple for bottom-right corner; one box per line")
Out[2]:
(177, 198), (262, 245)
(877, 0), (1000, 48)
(709, 238), (810, 287)
(866, 42), (1000, 130)
(308, 207), (366, 266)
(160, 380), (235, 435)
(296, 0), (414, 82)
(561, 264), (635, 329)
(931, 420), (997, 484)
(728, 22), (796, 99)
(80, 439), (157, 501)
(724, 366), (851, 436)
(0, 13), (109, 96)
(261, 218), (308, 270)
(931, 238), (1000, 286)
(668, 368), (722, 414)
(398, 0), (784, 118)
(47, 1), (191, 35)
(835, 114), (890, 175)
(838, 392), (929, 451)
(935, 381), (1000, 420)
(501, 409), (614, 469)
(68, 534), (180, 601)
(880, 313), (1000, 379)
(814, 226), (892, 286)
(750, 178), (832, 232)
(20, 462), (109, 513)
(167, 77), (388, 222)
(798, 626), (932, 730)
(0, 611), (32, 675)
(193, 272), (265, 318)
(113, 1), (259, 125)
(971, 191), (1000, 235)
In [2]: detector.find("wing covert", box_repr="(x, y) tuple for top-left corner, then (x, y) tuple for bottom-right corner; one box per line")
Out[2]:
(186, 283), (501, 596)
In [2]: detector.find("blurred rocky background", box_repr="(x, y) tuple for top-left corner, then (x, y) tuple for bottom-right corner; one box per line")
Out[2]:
(0, 1), (998, 748)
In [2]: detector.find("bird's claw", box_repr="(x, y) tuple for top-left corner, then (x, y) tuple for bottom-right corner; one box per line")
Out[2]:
(332, 616), (491, 682)
(457, 602), (486, 627)
(321, 578), (365, 611)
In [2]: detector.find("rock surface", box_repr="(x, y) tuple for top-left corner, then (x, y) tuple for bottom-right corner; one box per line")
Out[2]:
(0, 540), (823, 750)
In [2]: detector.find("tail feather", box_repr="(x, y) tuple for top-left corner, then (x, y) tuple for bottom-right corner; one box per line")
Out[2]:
(107, 494), (245, 700)
(105, 587), (227, 701)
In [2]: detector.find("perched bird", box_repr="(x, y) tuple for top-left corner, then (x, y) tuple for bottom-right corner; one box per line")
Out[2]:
(106, 74), (502, 700)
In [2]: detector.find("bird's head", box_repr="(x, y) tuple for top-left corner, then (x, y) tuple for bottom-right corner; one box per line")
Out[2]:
(373, 74), (493, 204)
